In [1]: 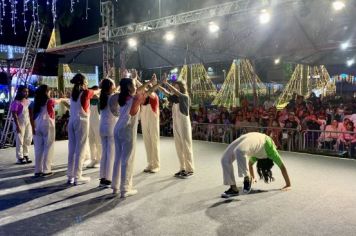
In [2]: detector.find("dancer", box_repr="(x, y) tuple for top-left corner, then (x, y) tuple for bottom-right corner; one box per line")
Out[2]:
(141, 73), (160, 173)
(221, 132), (291, 198)
(111, 71), (157, 197)
(159, 75), (194, 178)
(67, 74), (100, 185)
(87, 86), (102, 168)
(29, 85), (67, 177)
(11, 85), (33, 164)
(98, 79), (118, 187)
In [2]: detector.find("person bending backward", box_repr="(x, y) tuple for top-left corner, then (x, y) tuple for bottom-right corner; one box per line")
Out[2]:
(29, 84), (68, 177)
(98, 78), (119, 188)
(111, 72), (159, 198)
(221, 132), (291, 198)
(67, 74), (100, 185)
(11, 85), (33, 164)
(140, 73), (161, 173)
(159, 75), (195, 178)
(87, 85), (102, 168)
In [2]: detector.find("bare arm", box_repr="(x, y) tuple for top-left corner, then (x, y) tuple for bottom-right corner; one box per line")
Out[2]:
(11, 112), (21, 133)
(163, 81), (184, 96)
(280, 164), (291, 190)
(158, 85), (171, 97)
(28, 107), (35, 135)
(248, 160), (256, 182)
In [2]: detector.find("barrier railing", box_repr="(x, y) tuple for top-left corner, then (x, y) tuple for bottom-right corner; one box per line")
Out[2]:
(157, 121), (356, 158)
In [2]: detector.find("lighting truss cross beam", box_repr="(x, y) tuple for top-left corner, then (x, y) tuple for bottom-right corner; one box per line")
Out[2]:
(108, 0), (251, 39)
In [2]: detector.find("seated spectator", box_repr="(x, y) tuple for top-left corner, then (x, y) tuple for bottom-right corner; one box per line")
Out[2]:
(338, 118), (350, 132)
(318, 120), (339, 150)
(337, 122), (356, 158)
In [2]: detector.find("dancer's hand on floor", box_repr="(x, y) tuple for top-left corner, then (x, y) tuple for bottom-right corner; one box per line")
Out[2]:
(281, 185), (291, 191)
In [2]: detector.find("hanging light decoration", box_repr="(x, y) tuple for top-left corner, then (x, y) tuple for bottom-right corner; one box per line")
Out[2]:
(0, 0), (89, 35)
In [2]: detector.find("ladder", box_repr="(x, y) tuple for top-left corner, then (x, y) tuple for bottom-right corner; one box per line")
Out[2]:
(0, 22), (44, 148)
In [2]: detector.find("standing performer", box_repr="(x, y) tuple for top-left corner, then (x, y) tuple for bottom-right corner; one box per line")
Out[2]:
(87, 86), (102, 168)
(159, 75), (194, 178)
(141, 73), (160, 173)
(29, 85), (67, 177)
(220, 132), (291, 198)
(99, 79), (119, 187)
(11, 85), (33, 164)
(67, 74), (100, 185)
(111, 71), (157, 197)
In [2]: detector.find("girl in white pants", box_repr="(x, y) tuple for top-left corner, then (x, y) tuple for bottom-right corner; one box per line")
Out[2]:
(29, 84), (67, 177)
(87, 86), (102, 168)
(11, 85), (32, 164)
(67, 74), (100, 185)
(220, 132), (291, 198)
(141, 74), (160, 173)
(160, 77), (194, 179)
(112, 72), (156, 198)
(98, 79), (118, 187)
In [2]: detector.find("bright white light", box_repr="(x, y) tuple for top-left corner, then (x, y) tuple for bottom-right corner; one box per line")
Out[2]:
(274, 58), (281, 65)
(128, 38), (137, 47)
(209, 22), (220, 33)
(332, 1), (345, 11)
(340, 41), (349, 50)
(164, 31), (175, 42)
(346, 59), (354, 67)
(171, 68), (179, 73)
(259, 9), (271, 24)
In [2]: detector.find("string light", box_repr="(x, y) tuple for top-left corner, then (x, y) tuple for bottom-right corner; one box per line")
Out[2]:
(0, 0), (90, 35)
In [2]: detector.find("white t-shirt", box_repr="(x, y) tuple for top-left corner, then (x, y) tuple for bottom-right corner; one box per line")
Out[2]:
(225, 132), (268, 159)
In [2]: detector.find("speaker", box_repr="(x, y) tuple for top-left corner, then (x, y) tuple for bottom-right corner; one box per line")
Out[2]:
(33, 53), (59, 76)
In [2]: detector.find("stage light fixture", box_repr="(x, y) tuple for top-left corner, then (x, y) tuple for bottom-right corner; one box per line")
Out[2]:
(209, 22), (220, 33)
(340, 41), (349, 50)
(346, 58), (354, 67)
(259, 9), (271, 24)
(274, 58), (281, 65)
(164, 31), (175, 42)
(128, 38), (138, 48)
(332, 1), (345, 11)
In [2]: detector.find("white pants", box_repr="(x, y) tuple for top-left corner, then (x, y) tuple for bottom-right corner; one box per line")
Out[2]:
(67, 118), (89, 180)
(100, 135), (115, 181)
(141, 118), (160, 170)
(15, 122), (32, 160)
(112, 125), (135, 192)
(34, 125), (55, 174)
(221, 150), (249, 185)
(173, 118), (194, 172)
(89, 124), (102, 162)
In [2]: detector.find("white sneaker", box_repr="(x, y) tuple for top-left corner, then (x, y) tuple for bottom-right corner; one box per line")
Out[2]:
(149, 168), (160, 173)
(74, 176), (91, 185)
(120, 189), (138, 198)
(87, 160), (99, 168)
(66, 178), (74, 185)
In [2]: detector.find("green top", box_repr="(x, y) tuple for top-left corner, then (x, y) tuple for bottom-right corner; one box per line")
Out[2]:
(249, 137), (283, 168)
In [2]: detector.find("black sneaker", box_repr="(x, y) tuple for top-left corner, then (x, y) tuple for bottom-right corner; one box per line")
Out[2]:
(99, 178), (107, 187)
(42, 172), (53, 177)
(16, 158), (27, 165)
(34, 173), (43, 177)
(174, 170), (185, 177)
(24, 156), (32, 164)
(243, 176), (252, 194)
(104, 179), (112, 188)
(221, 188), (239, 198)
(180, 171), (194, 179)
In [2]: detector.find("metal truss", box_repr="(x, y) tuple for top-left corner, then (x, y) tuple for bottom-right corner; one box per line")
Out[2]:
(108, 0), (250, 39)
(100, 1), (116, 79)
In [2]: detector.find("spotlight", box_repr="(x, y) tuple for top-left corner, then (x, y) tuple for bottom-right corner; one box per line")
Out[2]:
(209, 22), (220, 33)
(128, 38), (137, 48)
(259, 9), (271, 24)
(346, 59), (354, 67)
(332, 1), (345, 11)
(164, 31), (175, 42)
(340, 41), (349, 50)
(274, 58), (281, 65)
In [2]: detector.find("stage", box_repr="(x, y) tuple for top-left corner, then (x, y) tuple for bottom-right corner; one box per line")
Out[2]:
(0, 136), (356, 236)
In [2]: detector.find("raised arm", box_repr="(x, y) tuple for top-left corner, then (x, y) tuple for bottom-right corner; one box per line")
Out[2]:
(162, 78), (184, 96)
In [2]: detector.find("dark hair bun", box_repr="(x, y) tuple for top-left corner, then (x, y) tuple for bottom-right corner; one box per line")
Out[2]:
(70, 73), (85, 85)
